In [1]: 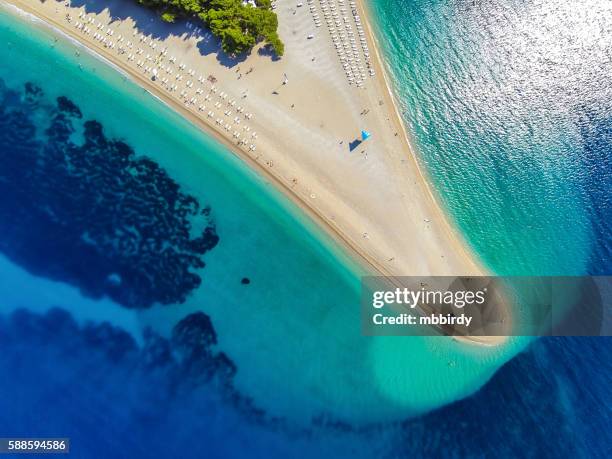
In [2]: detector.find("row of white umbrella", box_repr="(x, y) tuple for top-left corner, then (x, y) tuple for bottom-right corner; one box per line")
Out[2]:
(69, 10), (259, 152)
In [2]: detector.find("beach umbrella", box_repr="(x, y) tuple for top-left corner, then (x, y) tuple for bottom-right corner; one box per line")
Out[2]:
(361, 130), (371, 141)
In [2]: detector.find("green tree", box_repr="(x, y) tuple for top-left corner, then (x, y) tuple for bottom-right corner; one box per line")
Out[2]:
(160, 11), (177, 22)
(137, 0), (284, 56)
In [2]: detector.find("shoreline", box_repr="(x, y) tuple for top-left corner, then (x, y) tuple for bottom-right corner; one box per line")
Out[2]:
(1, 0), (378, 281)
(356, 0), (484, 276)
(355, 0), (510, 345)
(2, 0), (509, 345)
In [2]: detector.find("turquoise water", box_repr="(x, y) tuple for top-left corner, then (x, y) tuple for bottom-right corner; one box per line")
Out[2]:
(369, 0), (612, 277)
(1, 1), (611, 456)
(0, 3), (518, 433)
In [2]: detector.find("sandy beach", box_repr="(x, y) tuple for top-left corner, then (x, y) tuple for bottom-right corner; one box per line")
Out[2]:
(2, 0), (509, 343)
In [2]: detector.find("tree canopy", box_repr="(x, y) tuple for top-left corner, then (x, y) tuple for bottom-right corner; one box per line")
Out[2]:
(137, 0), (284, 57)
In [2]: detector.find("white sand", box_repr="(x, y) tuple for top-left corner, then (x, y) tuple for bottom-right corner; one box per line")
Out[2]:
(5, 0), (509, 344)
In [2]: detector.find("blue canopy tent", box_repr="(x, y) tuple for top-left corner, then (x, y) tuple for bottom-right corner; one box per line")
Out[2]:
(361, 130), (371, 141)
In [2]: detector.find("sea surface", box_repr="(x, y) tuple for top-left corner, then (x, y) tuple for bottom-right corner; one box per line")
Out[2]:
(0, 0), (610, 457)
(370, 0), (612, 277)
(368, 0), (612, 456)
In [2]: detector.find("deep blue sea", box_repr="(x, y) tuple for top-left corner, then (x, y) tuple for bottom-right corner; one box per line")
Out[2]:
(0, 0), (611, 457)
